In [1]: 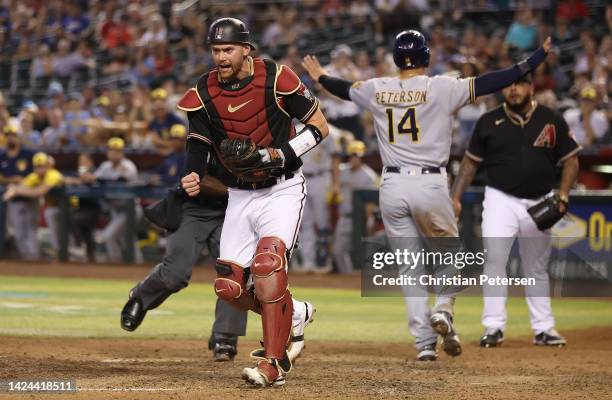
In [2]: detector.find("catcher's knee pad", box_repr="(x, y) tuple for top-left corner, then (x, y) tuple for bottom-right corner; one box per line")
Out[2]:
(214, 260), (259, 312)
(251, 237), (293, 360)
(251, 237), (289, 303)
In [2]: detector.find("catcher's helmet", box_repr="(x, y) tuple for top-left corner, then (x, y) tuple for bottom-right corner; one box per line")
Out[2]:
(207, 17), (256, 49)
(393, 30), (430, 69)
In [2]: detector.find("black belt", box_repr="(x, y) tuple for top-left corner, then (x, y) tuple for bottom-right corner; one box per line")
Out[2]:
(235, 172), (295, 190)
(384, 166), (441, 174)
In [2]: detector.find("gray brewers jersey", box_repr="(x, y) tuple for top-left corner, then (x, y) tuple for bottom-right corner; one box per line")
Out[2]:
(349, 75), (475, 168)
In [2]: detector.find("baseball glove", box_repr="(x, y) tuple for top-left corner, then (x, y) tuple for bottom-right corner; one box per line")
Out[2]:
(219, 138), (284, 182)
(527, 194), (567, 231)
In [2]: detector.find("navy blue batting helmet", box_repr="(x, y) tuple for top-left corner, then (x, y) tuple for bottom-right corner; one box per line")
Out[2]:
(393, 30), (430, 69)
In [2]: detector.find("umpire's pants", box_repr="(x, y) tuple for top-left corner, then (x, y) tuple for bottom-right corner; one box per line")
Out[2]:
(130, 202), (247, 337)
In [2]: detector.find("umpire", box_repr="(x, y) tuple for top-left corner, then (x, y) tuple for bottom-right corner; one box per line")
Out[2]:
(451, 73), (580, 348)
(121, 160), (247, 361)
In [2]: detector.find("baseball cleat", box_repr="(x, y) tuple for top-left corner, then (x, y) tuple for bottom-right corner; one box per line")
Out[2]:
(480, 329), (504, 348)
(208, 334), (238, 362)
(120, 297), (146, 332)
(430, 311), (462, 357)
(416, 343), (438, 361)
(250, 301), (315, 362)
(241, 357), (291, 388)
(534, 329), (566, 347)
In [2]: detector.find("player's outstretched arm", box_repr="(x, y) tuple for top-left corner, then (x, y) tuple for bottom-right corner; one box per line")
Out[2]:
(450, 155), (481, 219)
(474, 37), (552, 97)
(302, 55), (352, 101)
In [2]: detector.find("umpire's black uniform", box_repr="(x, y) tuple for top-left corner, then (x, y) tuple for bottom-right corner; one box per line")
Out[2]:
(124, 164), (247, 350)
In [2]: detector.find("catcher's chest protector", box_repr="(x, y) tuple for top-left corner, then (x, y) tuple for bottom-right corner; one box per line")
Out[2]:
(197, 59), (294, 147)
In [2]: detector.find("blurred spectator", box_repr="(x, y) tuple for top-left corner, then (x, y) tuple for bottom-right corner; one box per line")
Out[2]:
(563, 86), (609, 147)
(532, 64), (556, 93)
(150, 124), (186, 186)
(574, 31), (598, 75)
(556, 0), (589, 22)
(136, 13), (167, 46)
(100, 13), (133, 50)
(3, 152), (64, 259)
(147, 88), (185, 152)
(167, 13), (194, 49)
(320, 45), (363, 139)
(68, 153), (101, 263)
(552, 17), (577, 45)
(545, 49), (571, 93)
(505, 7), (537, 51)
(61, 2), (91, 39)
(81, 137), (142, 263)
(41, 107), (68, 148)
(64, 94), (92, 147)
(0, 124), (36, 259)
(355, 50), (376, 81)
(18, 110), (42, 147)
(535, 89), (559, 110)
(31, 43), (55, 79)
(52, 39), (95, 79)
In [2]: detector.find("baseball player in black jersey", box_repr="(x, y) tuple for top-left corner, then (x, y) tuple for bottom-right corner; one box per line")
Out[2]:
(451, 73), (580, 348)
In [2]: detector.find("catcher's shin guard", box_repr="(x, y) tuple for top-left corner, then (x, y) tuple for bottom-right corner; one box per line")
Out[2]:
(214, 260), (260, 313)
(252, 237), (294, 360)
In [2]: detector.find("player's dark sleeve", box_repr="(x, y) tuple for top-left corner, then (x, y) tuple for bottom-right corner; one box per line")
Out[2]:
(466, 117), (486, 162)
(277, 65), (321, 121)
(554, 114), (581, 163)
(185, 111), (211, 178)
(318, 75), (352, 101)
(474, 47), (547, 97)
(282, 84), (320, 122)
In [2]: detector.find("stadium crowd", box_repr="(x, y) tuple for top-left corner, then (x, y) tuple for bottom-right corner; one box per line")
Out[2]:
(0, 0), (610, 265)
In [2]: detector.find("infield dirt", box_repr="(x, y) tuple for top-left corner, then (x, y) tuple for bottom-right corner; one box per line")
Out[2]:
(1, 262), (611, 399)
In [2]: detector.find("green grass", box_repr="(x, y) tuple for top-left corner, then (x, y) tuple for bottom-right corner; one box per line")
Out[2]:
(0, 275), (610, 343)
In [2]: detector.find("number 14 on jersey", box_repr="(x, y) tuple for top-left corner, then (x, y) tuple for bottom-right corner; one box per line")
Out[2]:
(385, 107), (420, 143)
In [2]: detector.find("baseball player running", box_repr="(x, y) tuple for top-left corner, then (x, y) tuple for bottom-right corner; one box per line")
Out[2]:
(303, 30), (552, 360)
(178, 18), (329, 387)
(451, 73), (579, 348)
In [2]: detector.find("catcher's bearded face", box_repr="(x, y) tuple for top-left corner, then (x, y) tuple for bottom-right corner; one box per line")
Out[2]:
(211, 44), (250, 81)
(502, 81), (533, 112)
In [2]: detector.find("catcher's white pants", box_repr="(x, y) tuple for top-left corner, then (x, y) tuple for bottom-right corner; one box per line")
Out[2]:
(219, 171), (307, 325)
(481, 186), (555, 335)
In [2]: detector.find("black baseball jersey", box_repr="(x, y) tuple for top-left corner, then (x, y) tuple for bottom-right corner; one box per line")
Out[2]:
(466, 102), (581, 199)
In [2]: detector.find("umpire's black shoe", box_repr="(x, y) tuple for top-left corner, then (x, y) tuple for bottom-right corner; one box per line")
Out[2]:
(120, 298), (146, 332)
(480, 329), (504, 348)
(534, 329), (566, 347)
(208, 334), (238, 362)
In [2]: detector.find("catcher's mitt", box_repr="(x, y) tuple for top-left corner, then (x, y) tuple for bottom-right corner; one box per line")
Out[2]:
(219, 138), (284, 182)
(527, 194), (567, 231)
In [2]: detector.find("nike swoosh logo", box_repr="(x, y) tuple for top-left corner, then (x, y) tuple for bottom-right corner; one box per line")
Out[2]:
(495, 118), (505, 126)
(228, 99), (253, 113)
(215, 288), (227, 293)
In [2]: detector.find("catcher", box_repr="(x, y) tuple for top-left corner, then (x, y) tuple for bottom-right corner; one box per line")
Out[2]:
(178, 18), (328, 387)
(451, 72), (580, 348)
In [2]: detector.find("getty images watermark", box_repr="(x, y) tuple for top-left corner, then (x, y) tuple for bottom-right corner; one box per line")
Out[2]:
(370, 249), (537, 288)
(359, 235), (612, 297)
